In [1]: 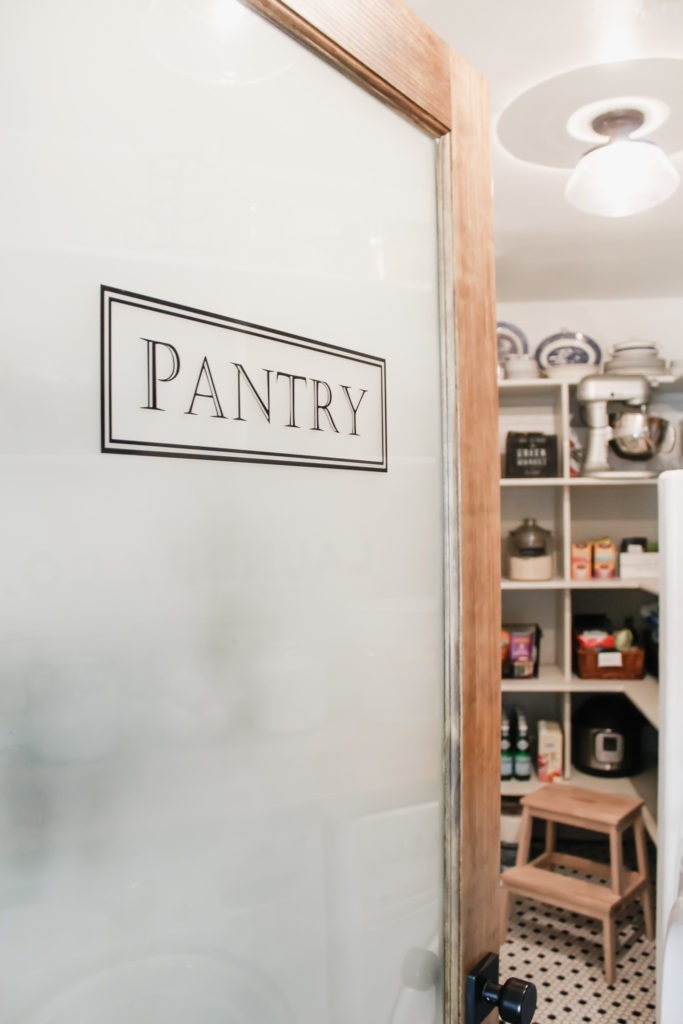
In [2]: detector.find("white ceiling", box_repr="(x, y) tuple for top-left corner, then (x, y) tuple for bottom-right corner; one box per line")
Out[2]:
(404, 0), (683, 302)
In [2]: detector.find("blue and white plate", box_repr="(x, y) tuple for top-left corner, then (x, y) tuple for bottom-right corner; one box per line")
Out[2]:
(534, 331), (601, 370)
(497, 322), (528, 363)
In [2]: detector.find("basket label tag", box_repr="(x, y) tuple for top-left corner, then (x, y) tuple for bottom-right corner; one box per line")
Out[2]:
(598, 652), (623, 668)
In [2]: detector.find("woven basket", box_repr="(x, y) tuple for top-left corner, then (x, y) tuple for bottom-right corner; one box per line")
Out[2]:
(575, 646), (645, 680)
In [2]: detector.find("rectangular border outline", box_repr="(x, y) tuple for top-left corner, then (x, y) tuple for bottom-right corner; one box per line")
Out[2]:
(101, 285), (387, 471)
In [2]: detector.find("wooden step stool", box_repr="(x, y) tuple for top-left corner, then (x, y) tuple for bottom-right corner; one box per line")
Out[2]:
(500, 784), (654, 985)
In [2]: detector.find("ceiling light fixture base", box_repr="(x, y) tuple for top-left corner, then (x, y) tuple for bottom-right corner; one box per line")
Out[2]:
(591, 108), (644, 139)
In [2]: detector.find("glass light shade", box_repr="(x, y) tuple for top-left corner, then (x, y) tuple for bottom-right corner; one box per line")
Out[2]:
(564, 138), (680, 217)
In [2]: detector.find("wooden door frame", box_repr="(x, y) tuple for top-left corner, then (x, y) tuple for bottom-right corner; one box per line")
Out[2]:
(242, 1), (501, 1017)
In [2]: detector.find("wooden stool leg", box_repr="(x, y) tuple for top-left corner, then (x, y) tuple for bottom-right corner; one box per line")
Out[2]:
(609, 824), (625, 895)
(500, 884), (511, 942)
(545, 820), (557, 858)
(633, 815), (655, 940)
(515, 807), (533, 866)
(602, 914), (617, 986)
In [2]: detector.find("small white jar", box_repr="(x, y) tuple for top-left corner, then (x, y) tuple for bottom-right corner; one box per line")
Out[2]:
(505, 356), (539, 379)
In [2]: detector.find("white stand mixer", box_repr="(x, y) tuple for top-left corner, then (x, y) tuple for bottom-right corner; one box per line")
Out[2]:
(576, 374), (655, 478)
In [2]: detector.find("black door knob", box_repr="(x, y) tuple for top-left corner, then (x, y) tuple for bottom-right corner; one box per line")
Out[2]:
(466, 952), (537, 1024)
(483, 975), (537, 1024)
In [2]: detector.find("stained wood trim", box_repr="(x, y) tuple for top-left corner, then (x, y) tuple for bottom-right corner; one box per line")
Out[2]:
(448, 50), (501, 1000)
(241, 0), (452, 135)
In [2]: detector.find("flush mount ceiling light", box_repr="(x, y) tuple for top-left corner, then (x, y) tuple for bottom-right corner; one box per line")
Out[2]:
(564, 108), (680, 218)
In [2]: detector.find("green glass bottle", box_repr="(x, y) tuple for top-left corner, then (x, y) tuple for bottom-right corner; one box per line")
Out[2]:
(501, 710), (513, 780)
(513, 711), (531, 781)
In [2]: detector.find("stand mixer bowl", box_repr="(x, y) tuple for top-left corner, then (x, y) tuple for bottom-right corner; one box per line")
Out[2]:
(609, 410), (670, 460)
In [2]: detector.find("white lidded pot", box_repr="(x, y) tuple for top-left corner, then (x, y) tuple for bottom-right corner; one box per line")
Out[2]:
(505, 355), (539, 379)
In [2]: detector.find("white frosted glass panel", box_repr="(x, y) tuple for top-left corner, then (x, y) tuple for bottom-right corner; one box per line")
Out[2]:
(0, 3), (446, 1023)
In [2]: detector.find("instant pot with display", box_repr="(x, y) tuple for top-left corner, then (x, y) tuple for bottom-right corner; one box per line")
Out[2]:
(572, 694), (641, 777)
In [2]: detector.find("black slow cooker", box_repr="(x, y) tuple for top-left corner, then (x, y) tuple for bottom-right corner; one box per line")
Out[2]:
(572, 694), (641, 777)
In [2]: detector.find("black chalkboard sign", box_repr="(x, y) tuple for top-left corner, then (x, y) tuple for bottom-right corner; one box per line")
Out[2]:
(505, 432), (558, 478)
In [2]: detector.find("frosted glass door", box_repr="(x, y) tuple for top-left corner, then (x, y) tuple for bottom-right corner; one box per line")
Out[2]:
(1, 3), (448, 1022)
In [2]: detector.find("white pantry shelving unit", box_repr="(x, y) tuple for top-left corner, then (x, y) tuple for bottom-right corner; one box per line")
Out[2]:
(499, 378), (662, 842)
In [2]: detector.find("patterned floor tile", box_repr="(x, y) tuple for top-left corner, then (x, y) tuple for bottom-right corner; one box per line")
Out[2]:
(500, 840), (656, 1023)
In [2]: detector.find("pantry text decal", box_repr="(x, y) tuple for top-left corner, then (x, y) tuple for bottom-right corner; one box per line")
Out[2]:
(101, 287), (387, 471)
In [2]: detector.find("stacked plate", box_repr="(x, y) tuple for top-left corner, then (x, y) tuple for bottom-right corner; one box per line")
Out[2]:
(604, 340), (668, 375)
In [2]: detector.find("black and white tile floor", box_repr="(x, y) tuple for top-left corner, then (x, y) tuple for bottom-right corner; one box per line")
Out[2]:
(500, 841), (657, 1023)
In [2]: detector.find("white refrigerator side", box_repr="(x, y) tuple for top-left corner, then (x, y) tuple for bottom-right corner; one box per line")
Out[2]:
(657, 469), (683, 1022)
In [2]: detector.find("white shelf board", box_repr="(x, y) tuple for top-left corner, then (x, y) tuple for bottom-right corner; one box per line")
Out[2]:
(563, 676), (658, 728)
(500, 476), (658, 488)
(502, 577), (567, 590)
(500, 477), (565, 487)
(568, 577), (659, 591)
(500, 375), (678, 390)
(567, 476), (658, 487)
(502, 666), (567, 693)
(501, 673), (659, 728)
(502, 577), (658, 591)
(622, 677), (660, 729)
(499, 380), (562, 391)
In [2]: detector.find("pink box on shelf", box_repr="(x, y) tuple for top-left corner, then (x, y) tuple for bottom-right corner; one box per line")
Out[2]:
(571, 541), (592, 580)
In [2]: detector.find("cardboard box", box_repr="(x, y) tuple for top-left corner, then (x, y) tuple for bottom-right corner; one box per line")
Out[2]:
(501, 624), (541, 679)
(537, 720), (563, 782)
(593, 538), (616, 579)
(571, 541), (592, 580)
